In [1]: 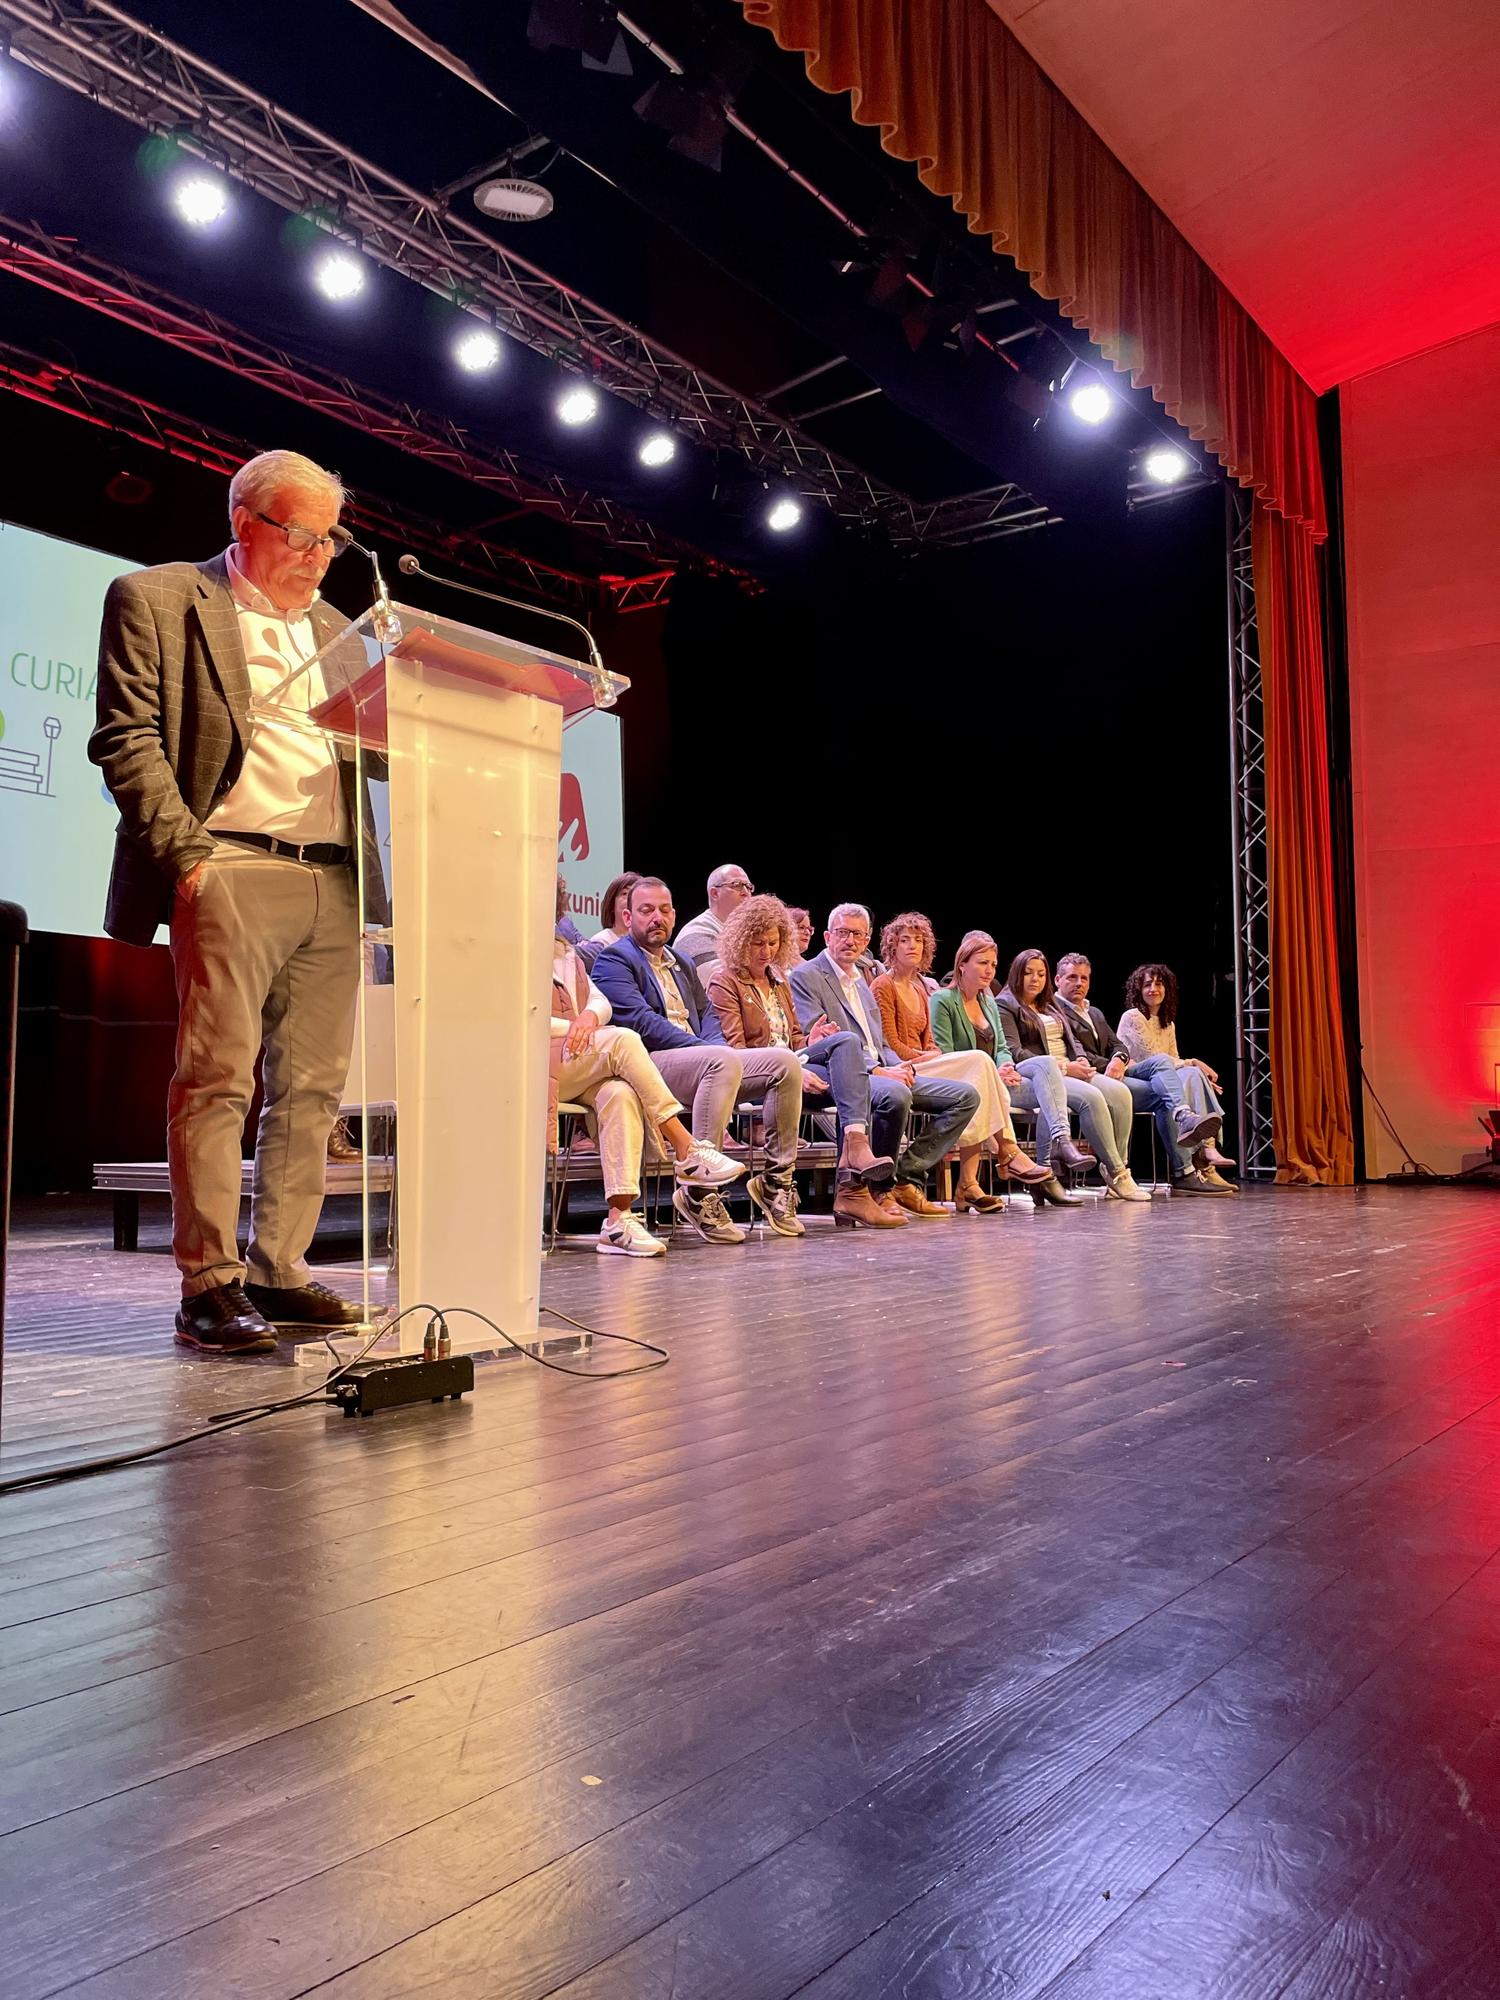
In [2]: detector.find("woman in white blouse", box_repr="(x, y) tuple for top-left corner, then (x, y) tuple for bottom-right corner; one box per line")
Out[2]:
(1117, 962), (1236, 1182)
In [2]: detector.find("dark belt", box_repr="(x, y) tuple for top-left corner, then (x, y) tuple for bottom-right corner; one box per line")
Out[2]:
(217, 831), (352, 865)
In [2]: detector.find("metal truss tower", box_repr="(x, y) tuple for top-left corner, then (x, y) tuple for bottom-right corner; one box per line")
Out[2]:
(1226, 484), (1276, 1179)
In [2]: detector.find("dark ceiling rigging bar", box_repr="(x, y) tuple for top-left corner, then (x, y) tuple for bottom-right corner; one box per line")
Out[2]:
(0, 213), (738, 582)
(0, 339), (618, 610)
(0, 0), (1049, 546)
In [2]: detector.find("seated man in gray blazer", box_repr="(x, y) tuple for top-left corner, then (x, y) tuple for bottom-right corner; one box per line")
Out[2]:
(90, 448), (376, 1355)
(790, 903), (978, 1218)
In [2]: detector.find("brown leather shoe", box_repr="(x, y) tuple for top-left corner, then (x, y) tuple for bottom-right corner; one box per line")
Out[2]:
(1050, 1136), (1093, 1172)
(889, 1181), (950, 1217)
(833, 1183), (907, 1229)
(874, 1191), (908, 1221)
(327, 1117), (362, 1163)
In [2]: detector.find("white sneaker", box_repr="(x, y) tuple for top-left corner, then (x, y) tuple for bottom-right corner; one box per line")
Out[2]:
(596, 1211), (667, 1257)
(1105, 1170), (1153, 1203)
(674, 1142), (745, 1188)
(672, 1186), (747, 1243)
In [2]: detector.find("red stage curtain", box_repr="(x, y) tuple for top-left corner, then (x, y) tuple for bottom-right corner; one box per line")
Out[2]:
(744, 0), (1354, 1182)
(1252, 502), (1356, 1184)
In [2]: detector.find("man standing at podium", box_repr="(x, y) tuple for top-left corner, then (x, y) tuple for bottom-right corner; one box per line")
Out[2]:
(91, 449), (370, 1355)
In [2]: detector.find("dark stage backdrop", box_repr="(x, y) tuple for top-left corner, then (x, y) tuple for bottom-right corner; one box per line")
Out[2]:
(2, 391), (1231, 1190)
(641, 481), (1235, 1079)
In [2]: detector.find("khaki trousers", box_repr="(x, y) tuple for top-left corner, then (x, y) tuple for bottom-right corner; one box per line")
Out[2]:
(168, 842), (358, 1295)
(557, 1027), (683, 1203)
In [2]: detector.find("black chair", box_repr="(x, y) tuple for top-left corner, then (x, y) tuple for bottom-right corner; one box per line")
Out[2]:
(0, 899), (28, 1426)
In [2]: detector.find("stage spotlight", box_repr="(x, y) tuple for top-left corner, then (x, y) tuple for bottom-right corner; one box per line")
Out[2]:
(453, 325), (502, 373)
(557, 383), (599, 427)
(171, 173), (230, 228)
(766, 497), (802, 534)
(1068, 382), (1114, 425)
(638, 430), (676, 468)
(312, 249), (366, 303)
(1143, 446), (1190, 485)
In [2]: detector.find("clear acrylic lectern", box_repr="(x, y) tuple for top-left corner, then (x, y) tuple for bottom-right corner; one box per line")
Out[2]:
(274, 598), (628, 1356)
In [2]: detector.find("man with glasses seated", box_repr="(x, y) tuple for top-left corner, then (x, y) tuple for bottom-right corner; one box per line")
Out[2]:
(790, 904), (979, 1221)
(90, 449), (379, 1356)
(671, 862), (755, 971)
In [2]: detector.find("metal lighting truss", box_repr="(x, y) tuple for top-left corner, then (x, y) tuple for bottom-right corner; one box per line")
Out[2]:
(0, 340), (612, 613)
(0, 0), (1049, 547)
(0, 213), (729, 595)
(1227, 483), (1276, 1180)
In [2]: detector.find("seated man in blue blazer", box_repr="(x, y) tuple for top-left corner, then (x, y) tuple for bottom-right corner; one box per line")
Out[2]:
(790, 902), (978, 1218)
(593, 877), (805, 1242)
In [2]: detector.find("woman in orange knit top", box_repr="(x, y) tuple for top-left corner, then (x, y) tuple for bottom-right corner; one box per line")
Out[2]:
(870, 912), (1048, 1210)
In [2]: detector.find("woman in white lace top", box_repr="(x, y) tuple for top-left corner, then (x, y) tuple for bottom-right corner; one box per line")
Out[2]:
(1117, 964), (1236, 1179)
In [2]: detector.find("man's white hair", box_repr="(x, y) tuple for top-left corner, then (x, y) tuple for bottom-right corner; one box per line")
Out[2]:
(227, 450), (345, 528)
(707, 862), (747, 894)
(826, 901), (871, 931)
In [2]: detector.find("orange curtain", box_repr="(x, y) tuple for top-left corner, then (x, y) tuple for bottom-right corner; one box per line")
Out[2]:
(1252, 503), (1356, 1183)
(744, 0), (1354, 1183)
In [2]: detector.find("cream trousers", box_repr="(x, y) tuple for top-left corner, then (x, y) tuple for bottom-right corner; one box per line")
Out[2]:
(557, 1026), (683, 1203)
(910, 1050), (1013, 1149)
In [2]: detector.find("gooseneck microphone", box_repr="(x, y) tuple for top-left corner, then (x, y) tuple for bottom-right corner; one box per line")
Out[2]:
(395, 553), (615, 707)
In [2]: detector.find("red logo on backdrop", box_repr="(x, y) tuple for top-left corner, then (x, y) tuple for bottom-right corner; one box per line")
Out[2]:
(559, 772), (590, 861)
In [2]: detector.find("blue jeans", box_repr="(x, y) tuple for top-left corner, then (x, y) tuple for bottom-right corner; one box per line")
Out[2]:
(1004, 1056), (1070, 1166)
(1126, 1056), (1222, 1174)
(1125, 1052), (1192, 1172)
(1064, 1073), (1134, 1176)
(802, 1030), (872, 1133)
(870, 1072), (979, 1183)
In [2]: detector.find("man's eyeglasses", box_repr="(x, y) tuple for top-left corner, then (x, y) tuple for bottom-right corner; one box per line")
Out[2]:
(256, 512), (353, 557)
(830, 926), (870, 941)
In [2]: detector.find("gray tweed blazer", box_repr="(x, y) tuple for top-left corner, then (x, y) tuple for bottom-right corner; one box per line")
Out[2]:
(89, 553), (384, 945)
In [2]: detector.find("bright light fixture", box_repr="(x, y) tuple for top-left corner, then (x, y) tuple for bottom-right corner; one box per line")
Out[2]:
(1068, 382), (1113, 425)
(557, 383), (599, 426)
(1143, 446), (1190, 485)
(312, 249), (366, 302)
(638, 431), (676, 468)
(767, 497), (802, 533)
(454, 326), (502, 373)
(172, 173), (229, 228)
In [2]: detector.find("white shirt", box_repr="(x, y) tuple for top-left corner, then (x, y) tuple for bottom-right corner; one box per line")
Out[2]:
(205, 547), (350, 844)
(835, 961), (881, 1062)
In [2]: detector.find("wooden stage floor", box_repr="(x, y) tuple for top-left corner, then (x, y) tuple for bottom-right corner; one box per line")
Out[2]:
(1, 1184), (1498, 1998)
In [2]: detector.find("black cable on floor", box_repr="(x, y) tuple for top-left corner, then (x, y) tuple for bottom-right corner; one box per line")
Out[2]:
(0, 1297), (669, 1495)
(448, 1304), (670, 1378)
(0, 1303), (438, 1496)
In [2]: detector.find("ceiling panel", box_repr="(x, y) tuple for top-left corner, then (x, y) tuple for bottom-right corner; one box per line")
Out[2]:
(987, 0), (1500, 390)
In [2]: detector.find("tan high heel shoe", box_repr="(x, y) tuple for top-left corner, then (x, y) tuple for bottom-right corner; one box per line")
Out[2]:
(995, 1140), (1051, 1186)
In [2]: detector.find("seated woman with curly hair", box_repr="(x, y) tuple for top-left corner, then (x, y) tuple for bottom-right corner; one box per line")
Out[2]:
(1117, 962), (1236, 1193)
(706, 893), (900, 1231)
(871, 913), (1052, 1213)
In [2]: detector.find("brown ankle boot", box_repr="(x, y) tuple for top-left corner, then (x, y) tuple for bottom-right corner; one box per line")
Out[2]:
(833, 1182), (907, 1229)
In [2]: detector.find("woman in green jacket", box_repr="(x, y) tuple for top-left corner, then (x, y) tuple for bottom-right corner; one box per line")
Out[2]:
(931, 931), (1080, 1208)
